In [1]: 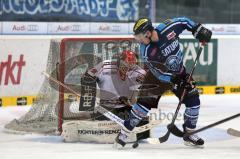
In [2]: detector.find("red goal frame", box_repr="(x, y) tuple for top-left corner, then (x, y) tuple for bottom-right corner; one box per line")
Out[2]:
(58, 37), (134, 133)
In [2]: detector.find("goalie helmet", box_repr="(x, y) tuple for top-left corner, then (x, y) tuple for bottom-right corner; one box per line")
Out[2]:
(117, 50), (137, 80)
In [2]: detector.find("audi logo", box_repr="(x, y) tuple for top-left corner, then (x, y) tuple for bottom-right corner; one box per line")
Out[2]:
(112, 25), (121, 32)
(71, 25), (81, 31)
(27, 25), (39, 31)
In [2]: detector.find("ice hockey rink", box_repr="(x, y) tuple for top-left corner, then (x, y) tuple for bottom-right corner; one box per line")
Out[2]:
(0, 94), (239, 159)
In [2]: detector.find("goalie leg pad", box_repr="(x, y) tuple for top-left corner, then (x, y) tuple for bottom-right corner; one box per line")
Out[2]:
(62, 120), (136, 144)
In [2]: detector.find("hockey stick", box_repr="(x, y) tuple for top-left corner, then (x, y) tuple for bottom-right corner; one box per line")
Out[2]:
(95, 106), (162, 134)
(42, 71), (80, 95)
(42, 71), (162, 134)
(227, 128), (240, 137)
(158, 43), (205, 143)
(184, 113), (240, 137)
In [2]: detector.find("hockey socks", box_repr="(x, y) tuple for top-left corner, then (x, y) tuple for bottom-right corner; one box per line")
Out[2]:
(124, 103), (150, 130)
(183, 97), (200, 129)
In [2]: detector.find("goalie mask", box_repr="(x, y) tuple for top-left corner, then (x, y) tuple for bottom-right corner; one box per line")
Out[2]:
(117, 50), (137, 80)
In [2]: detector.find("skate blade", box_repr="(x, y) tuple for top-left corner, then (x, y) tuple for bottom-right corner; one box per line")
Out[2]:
(184, 141), (204, 148)
(146, 138), (160, 144)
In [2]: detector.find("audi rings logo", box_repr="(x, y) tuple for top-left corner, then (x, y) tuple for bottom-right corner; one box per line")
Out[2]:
(99, 25), (121, 32)
(112, 25), (121, 32)
(71, 25), (81, 31)
(27, 25), (39, 31)
(56, 25), (82, 32)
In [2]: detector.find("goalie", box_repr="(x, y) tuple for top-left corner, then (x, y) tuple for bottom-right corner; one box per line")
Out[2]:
(62, 50), (150, 143)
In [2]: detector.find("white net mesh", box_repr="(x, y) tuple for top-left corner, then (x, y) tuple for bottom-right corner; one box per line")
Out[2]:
(5, 39), (61, 134)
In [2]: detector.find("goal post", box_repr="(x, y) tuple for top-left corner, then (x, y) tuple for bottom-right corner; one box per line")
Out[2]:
(4, 37), (140, 134)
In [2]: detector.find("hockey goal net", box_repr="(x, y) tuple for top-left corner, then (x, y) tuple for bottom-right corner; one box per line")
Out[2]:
(4, 37), (140, 134)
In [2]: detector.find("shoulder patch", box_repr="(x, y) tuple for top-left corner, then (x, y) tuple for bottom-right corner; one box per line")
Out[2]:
(167, 31), (176, 40)
(163, 19), (173, 25)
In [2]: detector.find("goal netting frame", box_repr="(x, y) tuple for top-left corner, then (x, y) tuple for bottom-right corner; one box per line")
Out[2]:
(4, 37), (140, 135)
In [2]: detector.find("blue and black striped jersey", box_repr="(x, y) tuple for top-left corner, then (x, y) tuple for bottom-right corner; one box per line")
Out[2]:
(140, 17), (197, 83)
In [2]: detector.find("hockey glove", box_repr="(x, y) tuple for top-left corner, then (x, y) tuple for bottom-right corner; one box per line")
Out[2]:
(171, 74), (196, 91)
(192, 23), (212, 43)
(119, 96), (131, 106)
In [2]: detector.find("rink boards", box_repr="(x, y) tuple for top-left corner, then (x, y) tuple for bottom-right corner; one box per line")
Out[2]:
(1, 35), (240, 107)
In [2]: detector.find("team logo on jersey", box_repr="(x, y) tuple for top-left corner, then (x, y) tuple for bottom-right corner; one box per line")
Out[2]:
(167, 31), (176, 40)
(165, 55), (181, 72)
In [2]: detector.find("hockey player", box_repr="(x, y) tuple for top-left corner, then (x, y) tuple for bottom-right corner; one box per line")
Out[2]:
(84, 50), (149, 141)
(115, 17), (212, 147)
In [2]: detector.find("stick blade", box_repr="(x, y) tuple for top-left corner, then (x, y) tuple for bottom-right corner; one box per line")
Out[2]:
(168, 124), (184, 137)
(158, 131), (171, 143)
(227, 128), (240, 137)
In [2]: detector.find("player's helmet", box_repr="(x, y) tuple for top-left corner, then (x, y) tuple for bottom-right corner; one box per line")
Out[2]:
(133, 17), (154, 35)
(117, 50), (137, 80)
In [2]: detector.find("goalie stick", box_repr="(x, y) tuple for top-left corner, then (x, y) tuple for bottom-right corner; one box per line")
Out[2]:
(227, 128), (240, 137)
(41, 71), (162, 134)
(95, 105), (162, 134)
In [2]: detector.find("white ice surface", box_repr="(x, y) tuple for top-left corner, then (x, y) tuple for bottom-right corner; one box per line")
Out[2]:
(0, 94), (240, 159)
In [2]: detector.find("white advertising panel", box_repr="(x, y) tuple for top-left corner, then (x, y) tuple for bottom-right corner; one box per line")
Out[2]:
(206, 24), (240, 35)
(90, 23), (129, 34)
(0, 39), (50, 96)
(48, 22), (90, 34)
(2, 22), (48, 34)
(0, 22), (2, 34)
(217, 38), (240, 85)
(2, 22), (240, 35)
